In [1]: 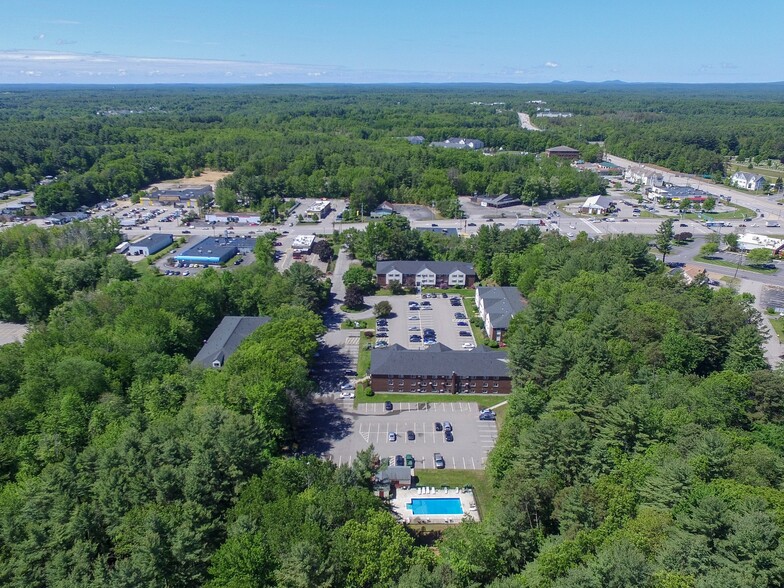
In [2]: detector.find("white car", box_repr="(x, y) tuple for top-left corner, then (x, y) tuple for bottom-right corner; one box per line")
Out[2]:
(340, 383), (355, 391)
(462, 342), (475, 349)
(388, 432), (397, 442)
(339, 391), (355, 399)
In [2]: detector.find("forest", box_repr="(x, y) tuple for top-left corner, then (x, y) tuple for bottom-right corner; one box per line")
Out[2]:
(2, 83), (783, 216)
(1, 211), (783, 586)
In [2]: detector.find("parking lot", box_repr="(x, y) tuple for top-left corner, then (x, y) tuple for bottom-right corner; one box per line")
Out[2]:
(375, 294), (476, 351)
(304, 399), (498, 470)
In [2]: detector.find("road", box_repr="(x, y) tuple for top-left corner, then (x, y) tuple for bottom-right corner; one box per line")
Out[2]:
(605, 153), (784, 224)
(517, 112), (542, 132)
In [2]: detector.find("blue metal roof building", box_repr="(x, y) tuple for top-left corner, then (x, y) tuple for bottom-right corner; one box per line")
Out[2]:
(175, 236), (256, 265)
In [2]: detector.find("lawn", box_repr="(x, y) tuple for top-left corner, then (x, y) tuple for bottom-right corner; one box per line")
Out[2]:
(681, 203), (756, 221)
(357, 393), (508, 410)
(414, 469), (494, 519)
(770, 317), (784, 342)
(694, 255), (778, 275)
(421, 287), (475, 296)
(357, 340), (373, 377)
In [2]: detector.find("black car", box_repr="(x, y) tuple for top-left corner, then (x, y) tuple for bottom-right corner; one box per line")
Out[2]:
(423, 328), (436, 336)
(459, 330), (471, 337)
(445, 431), (454, 442)
(434, 422), (443, 431)
(479, 412), (496, 421)
(454, 312), (466, 319)
(407, 430), (415, 441)
(385, 401), (393, 411)
(409, 335), (422, 342)
(441, 293), (448, 298)
(395, 455), (404, 466)
(376, 320), (388, 326)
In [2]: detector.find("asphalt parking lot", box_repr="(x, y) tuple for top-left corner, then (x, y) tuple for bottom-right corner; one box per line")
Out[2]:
(378, 294), (476, 351)
(303, 399), (498, 470)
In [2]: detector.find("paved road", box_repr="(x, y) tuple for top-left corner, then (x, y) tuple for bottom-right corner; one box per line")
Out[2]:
(605, 153), (784, 224)
(517, 112), (542, 132)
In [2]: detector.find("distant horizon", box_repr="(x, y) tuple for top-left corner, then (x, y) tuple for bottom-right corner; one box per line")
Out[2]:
(4, 0), (784, 84)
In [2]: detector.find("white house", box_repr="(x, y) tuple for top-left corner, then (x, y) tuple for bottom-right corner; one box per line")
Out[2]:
(475, 287), (527, 342)
(731, 171), (765, 191)
(625, 166), (664, 188)
(375, 261), (477, 288)
(579, 195), (614, 215)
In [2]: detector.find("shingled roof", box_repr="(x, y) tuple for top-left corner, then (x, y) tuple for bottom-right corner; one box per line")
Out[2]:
(376, 260), (476, 276)
(192, 316), (271, 368)
(369, 344), (509, 378)
(476, 287), (527, 330)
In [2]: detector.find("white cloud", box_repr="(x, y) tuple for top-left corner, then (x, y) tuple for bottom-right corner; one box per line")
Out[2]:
(34, 34), (45, 40)
(545, 61), (559, 68)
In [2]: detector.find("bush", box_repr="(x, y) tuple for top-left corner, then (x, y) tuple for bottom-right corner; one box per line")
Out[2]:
(365, 388), (374, 397)
(486, 340), (500, 348)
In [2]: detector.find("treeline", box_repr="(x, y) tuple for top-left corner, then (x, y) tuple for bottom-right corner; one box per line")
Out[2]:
(342, 215), (543, 279)
(0, 218), (339, 585)
(9, 84), (784, 215)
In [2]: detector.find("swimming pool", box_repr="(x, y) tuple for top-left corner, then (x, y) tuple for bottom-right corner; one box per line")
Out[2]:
(407, 497), (463, 515)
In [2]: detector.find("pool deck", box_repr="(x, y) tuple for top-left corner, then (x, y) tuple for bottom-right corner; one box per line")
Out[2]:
(390, 486), (480, 524)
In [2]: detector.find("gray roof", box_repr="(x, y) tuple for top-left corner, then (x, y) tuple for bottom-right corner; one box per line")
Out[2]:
(662, 186), (708, 199)
(153, 185), (213, 199)
(406, 136), (425, 144)
(732, 171), (765, 182)
(430, 137), (484, 150)
(546, 145), (580, 153)
(131, 233), (173, 251)
(177, 236), (256, 260)
(475, 193), (521, 205)
(477, 286), (527, 330)
(376, 260), (476, 276)
(192, 316), (271, 368)
(377, 466), (412, 484)
(369, 343), (510, 378)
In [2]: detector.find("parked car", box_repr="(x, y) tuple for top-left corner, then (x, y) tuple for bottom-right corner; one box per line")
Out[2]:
(409, 315), (419, 320)
(409, 335), (422, 342)
(443, 421), (452, 432)
(407, 430), (415, 441)
(395, 455), (404, 466)
(434, 453), (446, 469)
(344, 370), (357, 376)
(434, 422), (443, 431)
(408, 326), (419, 331)
(479, 412), (496, 421)
(405, 454), (415, 468)
(459, 330), (472, 337)
(340, 383), (355, 390)
(445, 431), (454, 442)
(456, 321), (468, 326)
(388, 432), (396, 441)
(462, 342), (476, 349)
(385, 401), (393, 411)
(339, 391), (355, 399)
(454, 312), (466, 319)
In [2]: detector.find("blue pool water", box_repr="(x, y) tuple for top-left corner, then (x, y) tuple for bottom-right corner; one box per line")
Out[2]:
(407, 498), (463, 515)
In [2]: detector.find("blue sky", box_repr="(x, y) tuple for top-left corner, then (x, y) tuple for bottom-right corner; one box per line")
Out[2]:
(2, 0), (783, 84)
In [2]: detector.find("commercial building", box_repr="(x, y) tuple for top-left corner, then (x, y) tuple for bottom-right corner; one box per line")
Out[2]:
(545, 145), (580, 160)
(430, 137), (484, 150)
(129, 233), (174, 256)
(305, 200), (332, 219)
(738, 233), (784, 254)
(45, 211), (90, 225)
(470, 193), (522, 208)
(192, 316), (271, 368)
(292, 234), (317, 252)
(375, 260), (477, 288)
(141, 185), (211, 208)
(475, 287), (527, 343)
(205, 212), (261, 225)
(370, 201), (397, 218)
(175, 236), (256, 265)
(368, 343), (511, 394)
(579, 195), (614, 215)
